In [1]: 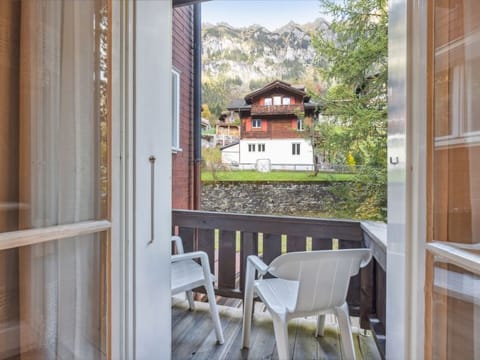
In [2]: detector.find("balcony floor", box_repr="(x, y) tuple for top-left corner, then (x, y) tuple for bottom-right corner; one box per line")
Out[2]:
(172, 297), (381, 360)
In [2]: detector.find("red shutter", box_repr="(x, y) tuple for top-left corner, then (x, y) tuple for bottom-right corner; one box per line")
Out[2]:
(291, 119), (297, 129)
(261, 120), (267, 131)
(246, 119), (252, 131)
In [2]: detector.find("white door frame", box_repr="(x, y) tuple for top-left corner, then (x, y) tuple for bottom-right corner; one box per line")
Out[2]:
(110, 0), (134, 358)
(110, 1), (433, 359)
(110, 1), (173, 358)
(387, 1), (428, 359)
(133, 0), (173, 357)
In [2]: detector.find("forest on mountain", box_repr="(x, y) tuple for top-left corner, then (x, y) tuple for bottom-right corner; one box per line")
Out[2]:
(201, 18), (332, 120)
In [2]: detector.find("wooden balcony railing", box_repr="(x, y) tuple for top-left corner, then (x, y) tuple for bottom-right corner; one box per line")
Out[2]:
(172, 209), (387, 358)
(361, 221), (387, 359)
(251, 104), (303, 115)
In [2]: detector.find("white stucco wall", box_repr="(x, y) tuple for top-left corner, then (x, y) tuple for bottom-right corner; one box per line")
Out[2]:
(237, 139), (314, 171)
(221, 143), (240, 166)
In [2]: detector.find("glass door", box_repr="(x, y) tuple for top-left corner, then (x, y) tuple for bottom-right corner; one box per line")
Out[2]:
(0, 0), (111, 358)
(427, 0), (480, 358)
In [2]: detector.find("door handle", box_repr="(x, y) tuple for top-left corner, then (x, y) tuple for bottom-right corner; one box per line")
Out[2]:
(390, 156), (399, 165)
(148, 156), (156, 245)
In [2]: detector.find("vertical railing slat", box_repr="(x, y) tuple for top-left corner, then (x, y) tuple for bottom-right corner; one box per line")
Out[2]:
(240, 232), (257, 292)
(339, 239), (362, 315)
(360, 260), (375, 330)
(287, 235), (306, 253)
(218, 230), (236, 289)
(178, 227), (195, 253)
(262, 233), (282, 265)
(376, 262), (387, 330)
(311, 237), (333, 250)
(198, 228), (215, 276)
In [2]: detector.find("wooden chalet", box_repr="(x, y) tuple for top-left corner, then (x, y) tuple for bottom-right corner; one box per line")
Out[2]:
(225, 80), (320, 170)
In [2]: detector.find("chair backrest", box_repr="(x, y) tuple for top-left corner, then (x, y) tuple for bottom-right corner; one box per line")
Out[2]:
(268, 249), (371, 313)
(171, 235), (185, 254)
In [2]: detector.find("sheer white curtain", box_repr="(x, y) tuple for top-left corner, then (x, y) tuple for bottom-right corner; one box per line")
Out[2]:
(0, 1), (21, 356)
(18, 0), (104, 358)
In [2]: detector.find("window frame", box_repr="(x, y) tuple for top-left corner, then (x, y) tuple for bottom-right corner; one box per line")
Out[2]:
(297, 118), (304, 131)
(252, 119), (262, 129)
(292, 143), (300, 155)
(172, 68), (181, 152)
(0, 1), (116, 356)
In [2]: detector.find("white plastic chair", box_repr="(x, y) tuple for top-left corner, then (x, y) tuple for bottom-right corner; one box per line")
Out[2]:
(171, 235), (224, 344)
(242, 249), (371, 360)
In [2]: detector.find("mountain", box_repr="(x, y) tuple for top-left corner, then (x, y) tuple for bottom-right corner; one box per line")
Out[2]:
(201, 18), (332, 119)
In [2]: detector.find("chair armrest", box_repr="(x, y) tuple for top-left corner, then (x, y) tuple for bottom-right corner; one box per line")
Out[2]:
(171, 251), (209, 265)
(171, 251), (213, 281)
(247, 255), (269, 276)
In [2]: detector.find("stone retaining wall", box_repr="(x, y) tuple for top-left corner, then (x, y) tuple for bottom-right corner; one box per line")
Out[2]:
(201, 181), (344, 216)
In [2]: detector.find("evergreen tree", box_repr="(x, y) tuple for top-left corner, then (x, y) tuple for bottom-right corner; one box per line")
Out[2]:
(313, 0), (388, 220)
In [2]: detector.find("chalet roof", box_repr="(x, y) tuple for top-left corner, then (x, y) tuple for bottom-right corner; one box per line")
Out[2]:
(244, 80), (306, 103)
(220, 141), (239, 151)
(216, 122), (239, 128)
(227, 81), (323, 114)
(226, 99), (250, 111)
(304, 102), (321, 110)
(292, 84), (306, 92)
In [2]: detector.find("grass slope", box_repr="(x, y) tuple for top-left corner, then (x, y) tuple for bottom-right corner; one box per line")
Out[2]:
(201, 170), (355, 182)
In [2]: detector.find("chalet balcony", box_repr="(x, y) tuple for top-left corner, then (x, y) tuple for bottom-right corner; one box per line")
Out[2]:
(172, 210), (387, 359)
(250, 104), (304, 116)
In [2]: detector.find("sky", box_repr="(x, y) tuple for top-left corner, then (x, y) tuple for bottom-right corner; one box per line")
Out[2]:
(202, 0), (327, 31)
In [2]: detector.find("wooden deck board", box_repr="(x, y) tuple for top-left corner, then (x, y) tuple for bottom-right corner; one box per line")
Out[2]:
(172, 300), (380, 360)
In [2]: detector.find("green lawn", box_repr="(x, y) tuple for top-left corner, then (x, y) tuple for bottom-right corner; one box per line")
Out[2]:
(201, 170), (355, 182)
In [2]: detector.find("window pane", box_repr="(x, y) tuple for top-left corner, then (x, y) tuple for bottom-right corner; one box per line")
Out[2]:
(297, 119), (304, 131)
(292, 143), (300, 155)
(429, 1), (480, 358)
(0, 0), (110, 232)
(172, 70), (180, 149)
(430, 260), (480, 359)
(432, 0), (480, 244)
(0, 232), (108, 359)
(253, 119), (261, 128)
(273, 96), (282, 105)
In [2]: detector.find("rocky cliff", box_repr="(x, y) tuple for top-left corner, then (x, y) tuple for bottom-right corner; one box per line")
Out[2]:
(202, 19), (332, 118)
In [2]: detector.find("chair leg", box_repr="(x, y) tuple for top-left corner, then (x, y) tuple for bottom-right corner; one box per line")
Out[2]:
(242, 261), (257, 349)
(186, 290), (195, 311)
(241, 284), (254, 349)
(272, 314), (290, 360)
(315, 314), (326, 337)
(204, 280), (224, 344)
(335, 302), (356, 360)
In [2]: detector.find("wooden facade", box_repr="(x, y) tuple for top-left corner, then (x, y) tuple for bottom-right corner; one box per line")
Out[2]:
(225, 80), (319, 170)
(232, 80), (317, 141)
(172, 6), (199, 210)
